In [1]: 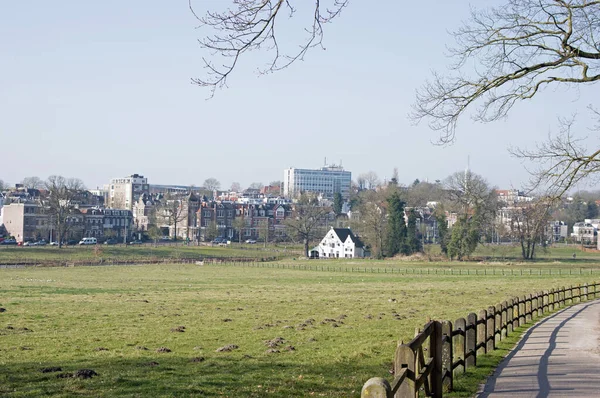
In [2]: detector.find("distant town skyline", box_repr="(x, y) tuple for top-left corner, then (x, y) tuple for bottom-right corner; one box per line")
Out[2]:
(1, 1), (597, 194)
(0, 160), (563, 194)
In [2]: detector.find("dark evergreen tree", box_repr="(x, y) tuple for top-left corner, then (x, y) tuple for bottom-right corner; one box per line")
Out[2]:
(404, 209), (422, 254)
(333, 192), (343, 215)
(435, 212), (449, 254)
(586, 201), (598, 219)
(385, 192), (406, 256)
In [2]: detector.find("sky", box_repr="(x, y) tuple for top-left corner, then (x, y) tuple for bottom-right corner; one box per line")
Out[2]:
(1, 1), (598, 192)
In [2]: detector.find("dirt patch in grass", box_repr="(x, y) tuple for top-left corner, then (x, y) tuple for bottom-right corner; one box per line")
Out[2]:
(40, 367), (62, 373)
(56, 369), (98, 379)
(216, 344), (238, 352)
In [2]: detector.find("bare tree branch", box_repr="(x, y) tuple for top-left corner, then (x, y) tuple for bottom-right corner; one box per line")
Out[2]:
(510, 110), (600, 198)
(412, 0), (600, 143)
(190, 0), (348, 96)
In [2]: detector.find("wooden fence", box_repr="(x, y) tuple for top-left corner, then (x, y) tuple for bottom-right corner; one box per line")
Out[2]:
(211, 261), (600, 276)
(361, 282), (600, 398)
(0, 256), (274, 268)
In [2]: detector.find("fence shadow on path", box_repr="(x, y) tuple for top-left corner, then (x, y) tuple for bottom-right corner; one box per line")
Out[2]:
(479, 301), (594, 398)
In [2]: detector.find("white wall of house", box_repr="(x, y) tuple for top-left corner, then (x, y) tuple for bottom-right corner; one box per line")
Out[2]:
(316, 228), (364, 258)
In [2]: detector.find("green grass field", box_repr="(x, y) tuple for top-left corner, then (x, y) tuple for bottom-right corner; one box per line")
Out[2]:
(1, 262), (598, 397)
(0, 243), (301, 266)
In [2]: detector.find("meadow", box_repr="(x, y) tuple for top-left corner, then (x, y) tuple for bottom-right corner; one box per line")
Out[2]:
(0, 243), (300, 266)
(1, 258), (599, 397)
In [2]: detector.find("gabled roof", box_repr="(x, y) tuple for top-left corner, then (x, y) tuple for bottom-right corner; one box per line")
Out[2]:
(331, 228), (364, 248)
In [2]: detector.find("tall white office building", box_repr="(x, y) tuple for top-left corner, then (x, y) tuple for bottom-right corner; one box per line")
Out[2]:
(107, 174), (149, 211)
(283, 165), (351, 199)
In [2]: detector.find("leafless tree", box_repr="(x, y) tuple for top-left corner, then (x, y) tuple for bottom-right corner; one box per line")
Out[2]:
(508, 199), (553, 259)
(443, 170), (498, 244)
(357, 171), (380, 190)
(412, 0), (600, 195)
(21, 176), (44, 190)
(444, 171), (497, 216)
(203, 177), (221, 191)
(232, 216), (246, 243)
(249, 182), (264, 190)
(157, 194), (188, 241)
(285, 203), (329, 257)
(0, 179), (5, 191)
(406, 181), (443, 207)
(43, 176), (86, 248)
(190, 0), (348, 95)
(230, 182), (242, 192)
(359, 200), (387, 259)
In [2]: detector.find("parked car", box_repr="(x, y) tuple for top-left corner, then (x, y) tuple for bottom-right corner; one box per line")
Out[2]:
(212, 237), (226, 244)
(37, 240), (47, 246)
(245, 239), (257, 244)
(23, 241), (35, 246)
(104, 238), (118, 245)
(129, 240), (143, 245)
(2, 239), (18, 245)
(65, 240), (78, 246)
(49, 241), (59, 246)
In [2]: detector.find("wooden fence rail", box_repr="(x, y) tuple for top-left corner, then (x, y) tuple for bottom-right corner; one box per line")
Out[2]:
(361, 282), (600, 398)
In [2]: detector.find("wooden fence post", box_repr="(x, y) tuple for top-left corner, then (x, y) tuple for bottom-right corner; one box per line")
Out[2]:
(394, 344), (416, 398)
(495, 304), (502, 344)
(501, 302), (508, 340)
(453, 318), (466, 378)
(361, 378), (391, 398)
(557, 287), (562, 308)
(583, 283), (588, 301)
(549, 289), (555, 312)
(486, 306), (495, 352)
(513, 298), (520, 330)
(525, 294), (532, 323)
(532, 294), (538, 318)
(506, 299), (514, 335)
(441, 320), (453, 392)
(542, 291), (549, 314)
(477, 309), (487, 356)
(518, 297), (526, 326)
(466, 313), (477, 368)
(569, 285), (575, 304)
(430, 321), (443, 398)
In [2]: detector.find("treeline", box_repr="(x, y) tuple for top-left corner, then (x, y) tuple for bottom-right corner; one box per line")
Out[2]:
(342, 169), (600, 260)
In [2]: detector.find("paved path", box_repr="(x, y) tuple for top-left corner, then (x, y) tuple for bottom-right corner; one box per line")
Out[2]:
(480, 299), (600, 397)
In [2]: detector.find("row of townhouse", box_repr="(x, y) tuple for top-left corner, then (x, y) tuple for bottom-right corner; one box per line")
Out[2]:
(169, 199), (295, 242)
(2, 200), (132, 243)
(131, 192), (329, 242)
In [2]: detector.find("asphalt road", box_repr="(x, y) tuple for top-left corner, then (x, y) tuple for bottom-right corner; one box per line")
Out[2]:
(479, 299), (600, 397)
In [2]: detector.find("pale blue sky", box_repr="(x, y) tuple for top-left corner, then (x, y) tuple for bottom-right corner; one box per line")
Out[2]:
(1, 1), (597, 191)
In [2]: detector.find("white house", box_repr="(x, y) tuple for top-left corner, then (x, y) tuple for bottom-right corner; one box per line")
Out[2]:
(571, 222), (595, 243)
(314, 227), (366, 258)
